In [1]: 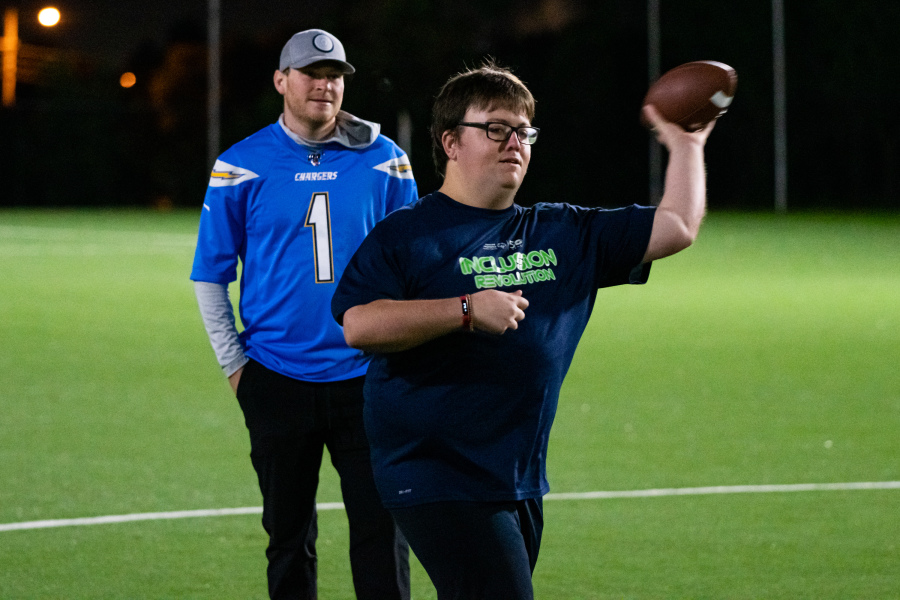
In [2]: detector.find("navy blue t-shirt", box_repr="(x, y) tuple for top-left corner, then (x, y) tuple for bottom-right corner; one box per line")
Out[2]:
(332, 192), (656, 508)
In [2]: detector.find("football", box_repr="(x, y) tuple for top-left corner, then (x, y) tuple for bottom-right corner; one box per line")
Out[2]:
(642, 61), (738, 132)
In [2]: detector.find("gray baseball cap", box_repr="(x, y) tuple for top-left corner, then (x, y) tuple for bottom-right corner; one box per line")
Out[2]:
(279, 29), (355, 74)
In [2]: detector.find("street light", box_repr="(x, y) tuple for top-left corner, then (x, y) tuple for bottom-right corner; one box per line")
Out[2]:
(1, 6), (61, 108)
(119, 71), (136, 88)
(38, 7), (61, 28)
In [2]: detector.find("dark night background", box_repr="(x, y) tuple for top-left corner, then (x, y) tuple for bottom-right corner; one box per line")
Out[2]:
(1, 0), (898, 211)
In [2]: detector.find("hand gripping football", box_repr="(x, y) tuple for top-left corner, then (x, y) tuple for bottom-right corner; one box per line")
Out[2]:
(642, 61), (737, 132)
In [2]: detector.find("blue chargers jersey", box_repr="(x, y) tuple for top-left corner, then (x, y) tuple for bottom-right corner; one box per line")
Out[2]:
(191, 122), (418, 382)
(332, 192), (656, 507)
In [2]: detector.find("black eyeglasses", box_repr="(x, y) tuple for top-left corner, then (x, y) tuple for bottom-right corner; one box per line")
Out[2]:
(457, 122), (540, 145)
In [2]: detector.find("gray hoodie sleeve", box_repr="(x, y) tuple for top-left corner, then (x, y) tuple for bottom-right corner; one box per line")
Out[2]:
(193, 281), (248, 377)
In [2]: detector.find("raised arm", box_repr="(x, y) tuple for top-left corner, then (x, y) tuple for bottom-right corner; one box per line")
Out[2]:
(342, 290), (529, 353)
(641, 104), (715, 263)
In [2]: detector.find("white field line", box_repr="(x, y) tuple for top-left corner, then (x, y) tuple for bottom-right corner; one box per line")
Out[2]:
(543, 480), (900, 500)
(0, 503), (342, 533)
(2, 482), (898, 533)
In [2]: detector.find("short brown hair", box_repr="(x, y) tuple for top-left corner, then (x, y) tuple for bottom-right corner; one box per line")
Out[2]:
(430, 60), (536, 178)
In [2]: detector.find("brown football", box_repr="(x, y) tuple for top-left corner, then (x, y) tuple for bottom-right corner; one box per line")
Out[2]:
(642, 61), (737, 132)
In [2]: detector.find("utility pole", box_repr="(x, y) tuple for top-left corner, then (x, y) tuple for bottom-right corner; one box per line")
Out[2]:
(207, 0), (221, 169)
(773, 0), (787, 212)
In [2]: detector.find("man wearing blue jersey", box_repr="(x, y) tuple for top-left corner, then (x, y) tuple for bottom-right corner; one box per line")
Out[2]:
(191, 29), (417, 600)
(331, 62), (715, 598)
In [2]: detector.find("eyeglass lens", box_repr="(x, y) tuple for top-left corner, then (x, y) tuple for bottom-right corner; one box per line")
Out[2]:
(486, 123), (538, 144)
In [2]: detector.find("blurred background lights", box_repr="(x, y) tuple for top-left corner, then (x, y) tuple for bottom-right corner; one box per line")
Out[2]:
(119, 72), (136, 88)
(37, 7), (60, 27)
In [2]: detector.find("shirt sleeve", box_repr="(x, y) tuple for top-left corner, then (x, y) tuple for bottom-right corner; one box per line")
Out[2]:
(331, 217), (407, 325)
(590, 204), (657, 288)
(385, 154), (419, 214)
(190, 179), (248, 284)
(193, 281), (248, 376)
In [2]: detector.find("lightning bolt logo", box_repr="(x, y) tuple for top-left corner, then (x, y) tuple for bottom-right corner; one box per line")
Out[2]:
(208, 160), (260, 187)
(373, 156), (414, 180)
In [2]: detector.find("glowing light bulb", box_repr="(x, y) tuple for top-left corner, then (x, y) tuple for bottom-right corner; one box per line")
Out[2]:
(38, 7), (61, 27)
(120, 72), (137, 88)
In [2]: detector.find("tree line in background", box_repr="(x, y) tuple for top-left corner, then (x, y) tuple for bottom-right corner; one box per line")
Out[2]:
(1, 0), (897, 210)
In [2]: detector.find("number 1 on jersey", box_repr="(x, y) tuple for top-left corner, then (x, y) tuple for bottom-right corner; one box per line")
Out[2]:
(305, 192), (334, 283)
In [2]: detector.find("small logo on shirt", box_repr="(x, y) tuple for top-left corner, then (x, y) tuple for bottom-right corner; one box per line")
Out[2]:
(373, 156), (414, 180)
(308, 151), (322, 166)
(483, 239), (524, 251)
(295, 171), (338, 182)
(208, 160), (259, 187)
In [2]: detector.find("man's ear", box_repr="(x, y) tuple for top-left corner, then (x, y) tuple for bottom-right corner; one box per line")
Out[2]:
(273, 69), (287, 95)
(441, 129), (459, 161)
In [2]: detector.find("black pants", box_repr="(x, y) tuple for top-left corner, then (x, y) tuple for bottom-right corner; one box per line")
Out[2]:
(236, 359), (410, 600)
(390, 498), (544, 600)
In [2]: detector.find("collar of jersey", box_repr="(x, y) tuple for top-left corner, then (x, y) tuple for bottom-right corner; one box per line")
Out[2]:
(278, 111), (380, 150)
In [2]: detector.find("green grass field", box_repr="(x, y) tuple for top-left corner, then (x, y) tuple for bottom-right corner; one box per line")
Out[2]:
(1, 209), (898, 598)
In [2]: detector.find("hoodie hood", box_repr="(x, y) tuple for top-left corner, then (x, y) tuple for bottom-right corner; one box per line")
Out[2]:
(278, 110), (380, 150)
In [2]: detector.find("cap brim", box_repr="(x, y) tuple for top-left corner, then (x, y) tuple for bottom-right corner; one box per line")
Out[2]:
(287, 58), (355, 74)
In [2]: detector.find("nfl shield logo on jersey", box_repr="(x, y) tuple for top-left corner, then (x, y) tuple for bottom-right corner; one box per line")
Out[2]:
(308, 151), (322, 166)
